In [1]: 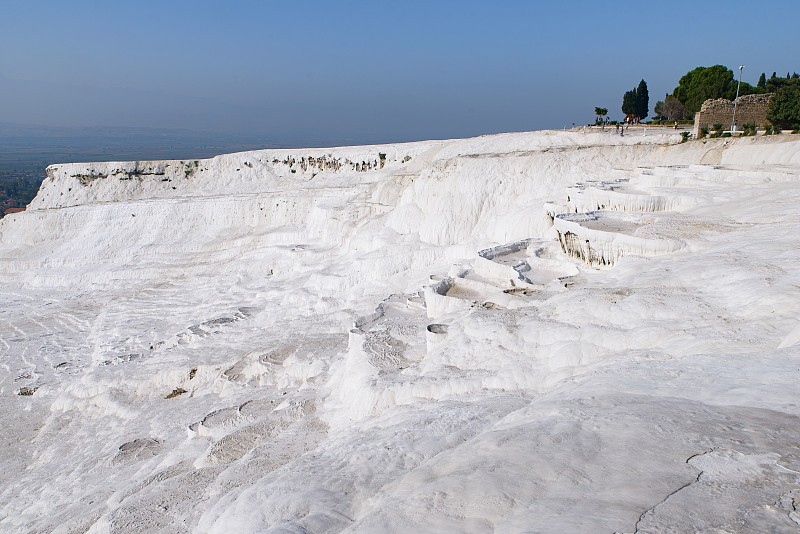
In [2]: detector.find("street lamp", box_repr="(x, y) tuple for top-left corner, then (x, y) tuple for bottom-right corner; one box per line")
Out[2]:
(731, 65), (745, 132)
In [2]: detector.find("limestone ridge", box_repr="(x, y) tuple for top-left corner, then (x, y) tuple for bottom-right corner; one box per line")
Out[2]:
(32, 148), (421, 211)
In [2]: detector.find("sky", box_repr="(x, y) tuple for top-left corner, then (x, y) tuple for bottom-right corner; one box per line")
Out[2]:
(2, 0), (799, 146)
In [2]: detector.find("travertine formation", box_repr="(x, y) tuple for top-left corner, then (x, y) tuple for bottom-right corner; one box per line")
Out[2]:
(5, 131), (800, 533)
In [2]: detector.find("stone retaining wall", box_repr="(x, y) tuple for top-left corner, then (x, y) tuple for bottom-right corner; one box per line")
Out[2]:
(693, 93), (774, 137)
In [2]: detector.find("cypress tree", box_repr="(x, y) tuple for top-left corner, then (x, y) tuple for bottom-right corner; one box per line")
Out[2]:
(758, 73), (766, 89)
(622, 88), (637, 117)
(635, 79), (649, 120)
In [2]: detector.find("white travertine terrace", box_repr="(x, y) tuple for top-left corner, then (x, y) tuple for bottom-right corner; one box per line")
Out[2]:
(2, 130), (800, 533)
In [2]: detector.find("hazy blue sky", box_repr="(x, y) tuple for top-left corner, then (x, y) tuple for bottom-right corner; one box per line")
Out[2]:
(2, 0), (799, 145)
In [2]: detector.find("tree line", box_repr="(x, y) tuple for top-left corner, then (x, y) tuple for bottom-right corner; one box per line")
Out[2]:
(0, 173), (41, 217)
(596, 66), (800, 129)
(660, 66), (800, 127)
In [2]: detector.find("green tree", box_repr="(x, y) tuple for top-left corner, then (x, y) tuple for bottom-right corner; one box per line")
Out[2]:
(594, 107), (608, 118)
(767, 84), (800, 129)
(672, 65), (762, 114)
(767, 73), (783, 93)
(766, 73), (800, 94)
(758, 72), (766, 89)
(672, 65), (734, 114)
(653, 100), (664, 120)
(635, 79), (649, 120)
(622, 88), (637, 117)
(736, 81), (761, 96)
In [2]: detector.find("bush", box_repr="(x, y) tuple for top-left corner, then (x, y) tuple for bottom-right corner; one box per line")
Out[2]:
(699, 127), (709, 138)
(721, 132), (732, 137)
(165, 387), (186, 399)
(680, 131), (690, 143)
(792, 124), (800, 134)
(713, 123), (724, 132)
(774, 125), (782, 134)
(764, 124), (773, 135)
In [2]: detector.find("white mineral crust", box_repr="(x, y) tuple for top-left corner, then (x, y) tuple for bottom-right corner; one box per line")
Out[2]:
(1, 129), (800, 533)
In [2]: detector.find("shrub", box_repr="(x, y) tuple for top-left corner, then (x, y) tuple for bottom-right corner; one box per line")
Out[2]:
(764, 124), (773, 135)
(774, 125), (782, 134)
(680, 131), (690, 143)
(721, 132), (732, 137)
(699, 127), (709, 138)
(713, 123), (724, 132)
(165, 387), (186, 399)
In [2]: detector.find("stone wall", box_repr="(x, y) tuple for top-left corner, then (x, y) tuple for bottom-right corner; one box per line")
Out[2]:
(693, 93), (774, 136)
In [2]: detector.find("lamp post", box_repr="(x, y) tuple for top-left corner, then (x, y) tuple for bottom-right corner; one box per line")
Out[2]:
(731, 65), (745, 132)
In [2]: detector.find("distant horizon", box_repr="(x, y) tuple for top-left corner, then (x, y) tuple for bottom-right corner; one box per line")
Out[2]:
(3, 1), (799, 146)
(0, 120), (593, 171)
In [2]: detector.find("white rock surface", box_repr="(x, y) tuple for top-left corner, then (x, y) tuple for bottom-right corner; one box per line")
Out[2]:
(2, 129), (800, 533)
